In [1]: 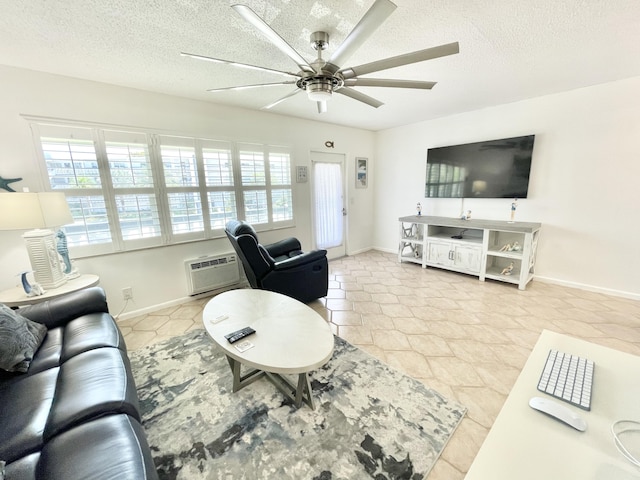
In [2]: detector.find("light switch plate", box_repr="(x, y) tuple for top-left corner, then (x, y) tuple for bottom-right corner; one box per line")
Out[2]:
(296, 166), (308, 183)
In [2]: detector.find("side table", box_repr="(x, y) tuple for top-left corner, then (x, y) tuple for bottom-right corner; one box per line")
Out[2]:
(0, 274), (100, 308)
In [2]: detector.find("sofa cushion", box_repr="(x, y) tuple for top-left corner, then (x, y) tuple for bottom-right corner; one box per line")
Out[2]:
(39, 415), (158, 480)
(25, 328), (63, 376)
(17, 287), (109, 330)
(0, 328), (61, 387)
(3, 452), (39, 480)
(1, 312), (127, 386)
(0, 304), (47, 373)
(0, 367), (58, 463)
(44, 347), (140, 440)
(60, 312), (127, 361)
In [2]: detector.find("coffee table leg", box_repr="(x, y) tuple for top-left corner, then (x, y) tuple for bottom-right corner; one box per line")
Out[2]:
(262, 371), (316, 409)
(226, 356), (316, 409)
(295, 373), (314, 410)
(226, 356), (264, 392)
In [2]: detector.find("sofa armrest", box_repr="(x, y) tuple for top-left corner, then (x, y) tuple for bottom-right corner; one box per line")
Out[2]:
(264, 237), (302, 259)
(17, 287), (110, 329)
(273, 250), (327, 270)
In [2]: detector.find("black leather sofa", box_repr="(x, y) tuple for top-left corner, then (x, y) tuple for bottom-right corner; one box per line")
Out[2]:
(0, 287), (158, 480)
(225, 220), (329, 303)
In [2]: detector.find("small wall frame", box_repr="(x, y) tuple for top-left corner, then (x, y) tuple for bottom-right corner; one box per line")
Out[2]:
(355, 157), (368, 188)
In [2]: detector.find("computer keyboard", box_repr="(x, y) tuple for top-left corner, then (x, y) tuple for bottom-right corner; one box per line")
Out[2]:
(537, 349), (594, 411)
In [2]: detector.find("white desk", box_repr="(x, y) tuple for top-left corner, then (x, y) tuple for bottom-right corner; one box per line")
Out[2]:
(203, 289), (334, 409)
(465, 330), (640, 479)
(0, 274), (100, 307)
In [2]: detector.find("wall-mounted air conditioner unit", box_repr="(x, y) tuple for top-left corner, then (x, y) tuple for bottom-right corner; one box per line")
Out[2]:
(185, 253), (240, 295)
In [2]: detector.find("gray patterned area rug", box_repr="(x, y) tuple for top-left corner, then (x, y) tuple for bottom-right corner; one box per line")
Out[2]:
(130, 329), (466, 480)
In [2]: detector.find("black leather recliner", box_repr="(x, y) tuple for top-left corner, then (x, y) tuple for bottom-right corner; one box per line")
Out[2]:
(225, 220), (328, 303)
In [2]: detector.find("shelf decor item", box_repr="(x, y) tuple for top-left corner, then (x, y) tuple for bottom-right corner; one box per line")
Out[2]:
(501, 262), (514, 275)
(0, 192), (74, 289)
(19, 271), (45, 296)
(510, 198), (518, 222)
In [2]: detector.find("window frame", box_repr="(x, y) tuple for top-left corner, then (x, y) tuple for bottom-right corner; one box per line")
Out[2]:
(27, 117), (295, 258)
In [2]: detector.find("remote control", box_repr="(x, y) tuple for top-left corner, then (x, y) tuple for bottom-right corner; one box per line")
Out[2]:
(224, 326), (256, 344)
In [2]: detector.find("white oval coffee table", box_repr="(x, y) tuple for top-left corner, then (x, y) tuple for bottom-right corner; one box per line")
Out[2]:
(203, 289), (334, 409)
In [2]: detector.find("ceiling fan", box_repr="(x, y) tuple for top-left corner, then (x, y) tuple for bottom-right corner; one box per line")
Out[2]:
(181, 0), (459, 113)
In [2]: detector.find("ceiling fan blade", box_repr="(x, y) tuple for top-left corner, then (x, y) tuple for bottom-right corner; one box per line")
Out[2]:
(326, 0), (397, 74)
(232, 4), (315, 74)
(317, 101), (327, 114)
(181, 52), (300, 78)
(262, 89), (302, 110)
(206, 81), (297, 93)
(344, 78), (436, 89)
(335, 87), (384, 108)
(340, 42), (460, 79)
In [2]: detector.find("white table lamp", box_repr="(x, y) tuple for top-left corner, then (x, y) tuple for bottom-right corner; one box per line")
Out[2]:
(0, 192), (74, 289)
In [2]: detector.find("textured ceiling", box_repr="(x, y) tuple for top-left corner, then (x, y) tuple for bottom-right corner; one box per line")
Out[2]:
(1, 0), (639, 131)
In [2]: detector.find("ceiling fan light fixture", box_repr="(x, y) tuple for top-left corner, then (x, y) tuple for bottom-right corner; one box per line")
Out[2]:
(304, 77), (337, 102)
(190, 2), (459, 113)
(307, 88), (332, 102)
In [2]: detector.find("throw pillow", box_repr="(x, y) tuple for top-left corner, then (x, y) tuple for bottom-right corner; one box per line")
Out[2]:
(0, 304), (47, 373)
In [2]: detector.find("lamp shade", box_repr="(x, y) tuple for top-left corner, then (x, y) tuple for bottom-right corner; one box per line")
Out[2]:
(0, 192), (73, 230)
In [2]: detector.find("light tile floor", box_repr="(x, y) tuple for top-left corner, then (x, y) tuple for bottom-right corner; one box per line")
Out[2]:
(117, 250), (640, 479)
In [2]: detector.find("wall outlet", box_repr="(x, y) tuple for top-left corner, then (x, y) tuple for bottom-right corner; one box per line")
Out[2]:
(122, 287), (133, 300)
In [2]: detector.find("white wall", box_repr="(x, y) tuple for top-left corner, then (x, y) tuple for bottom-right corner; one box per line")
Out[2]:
(374, 76), (640, 299)
(3, 66), (639, 312)
(0, 65), (375, 316)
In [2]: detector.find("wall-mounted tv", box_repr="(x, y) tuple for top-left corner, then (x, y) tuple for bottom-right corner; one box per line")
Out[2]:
(425, 134), (535, 198)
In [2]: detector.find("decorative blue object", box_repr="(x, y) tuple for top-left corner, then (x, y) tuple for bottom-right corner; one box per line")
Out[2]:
(19, 271), (32, 294)
(18, 271), (45, 296)
(56, 230), (72, 274)
(0, 176), (22, 192)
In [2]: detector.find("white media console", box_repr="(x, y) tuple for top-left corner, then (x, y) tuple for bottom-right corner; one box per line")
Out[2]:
(398, 215), (542, 290)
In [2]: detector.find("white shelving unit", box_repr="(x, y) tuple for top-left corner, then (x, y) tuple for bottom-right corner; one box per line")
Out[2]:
(398, 215), (541, 290)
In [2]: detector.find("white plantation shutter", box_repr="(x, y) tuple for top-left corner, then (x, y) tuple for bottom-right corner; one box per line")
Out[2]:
(202, 140), (237, 230)
(238, 144), (293, 226)
(36, 124), (114, 255)
(159, 136), (204, 241)
(29, 118), (294, 256)
(238, 144), (268, 224)
(269, 150), (293, 222)
(104, 130), (162, 249)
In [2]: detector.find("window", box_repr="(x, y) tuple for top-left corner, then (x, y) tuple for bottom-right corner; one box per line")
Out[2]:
(29, 120), (294, 256)
(105, 130), (161, 246)
(238, 144), (294, 225)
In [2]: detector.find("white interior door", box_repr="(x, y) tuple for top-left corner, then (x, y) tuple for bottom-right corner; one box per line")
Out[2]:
(311, 151), (346, 259)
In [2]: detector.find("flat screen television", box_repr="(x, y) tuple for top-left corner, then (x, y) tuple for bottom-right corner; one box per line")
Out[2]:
(425, 134), (535, 198)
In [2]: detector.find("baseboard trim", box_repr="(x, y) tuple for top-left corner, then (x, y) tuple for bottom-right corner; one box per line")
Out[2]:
(117, 250), (638, 321)
(371, 247), (639, 301)
(345, 246), (374, 256)
(534, 276), (640, 301)
(116, 282), (248, 321)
